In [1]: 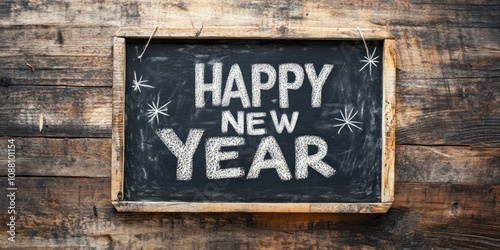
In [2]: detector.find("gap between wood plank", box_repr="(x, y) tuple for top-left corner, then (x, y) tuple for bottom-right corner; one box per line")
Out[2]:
(398, 143), (500, 149)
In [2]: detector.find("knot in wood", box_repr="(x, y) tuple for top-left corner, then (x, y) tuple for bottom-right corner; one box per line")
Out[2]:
(278, 25), (289, 35)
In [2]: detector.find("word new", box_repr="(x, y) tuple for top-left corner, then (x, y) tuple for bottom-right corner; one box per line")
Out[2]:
(157, 128), (336, 181)
(221, 110), (299, 135)
(195, 63), (334, 108)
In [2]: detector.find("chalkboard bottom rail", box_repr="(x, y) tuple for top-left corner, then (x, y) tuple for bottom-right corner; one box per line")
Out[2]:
(112, 201), (392, 213)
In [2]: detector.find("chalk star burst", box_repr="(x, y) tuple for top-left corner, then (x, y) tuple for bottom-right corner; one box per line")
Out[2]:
(359, 47), (380, 77)
(334, 107), (363, 134)
(146, 96), (171, 123)
(132, 71), (154, 92)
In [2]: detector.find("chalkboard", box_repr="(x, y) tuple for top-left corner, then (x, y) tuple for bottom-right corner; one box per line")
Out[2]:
(111, 28), (396, 213)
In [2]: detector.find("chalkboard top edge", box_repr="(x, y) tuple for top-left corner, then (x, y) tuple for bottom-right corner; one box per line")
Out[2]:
(112, 201), (392, 213)
(115, 27), (394, 40)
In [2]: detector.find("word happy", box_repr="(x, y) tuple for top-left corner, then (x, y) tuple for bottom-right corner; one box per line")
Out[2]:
(158, 62), (338, 181)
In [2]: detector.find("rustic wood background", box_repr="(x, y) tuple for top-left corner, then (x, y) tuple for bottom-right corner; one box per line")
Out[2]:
(0, 0), (499, 248)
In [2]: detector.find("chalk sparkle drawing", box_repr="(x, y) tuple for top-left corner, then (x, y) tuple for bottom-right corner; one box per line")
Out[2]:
(146, 96), (171, 123)
(132, 71), (154, 92)
(359, 47), (379, 77)
(333, 107), (363, 134)
(357, 27), (380, 77)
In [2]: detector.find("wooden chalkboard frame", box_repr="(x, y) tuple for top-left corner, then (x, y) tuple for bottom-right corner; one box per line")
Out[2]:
(111, 27), (396, 213)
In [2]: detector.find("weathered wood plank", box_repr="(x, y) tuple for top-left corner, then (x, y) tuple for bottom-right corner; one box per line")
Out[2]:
(0, 177), (497, 248)
(394, 183), (499, 219)
(0, 86), (111, 137)
(0, 56), (112, 87)
(111, 37), (125, 202)
(371, 1), (499, 29)
(116, 27), (394, 39)
(112, 201), (392, 213)
(392, 26), (500, 79)
(0, 25), (114, 53)
(382, 38), (396, 203)
(0, 25), (113, 87)
(397, 145), (500, 184)
(1, 0), (498, 28)
(0, 137), (111, 177)
(1, 25), (498, 88)
(397, 77), (500, 147)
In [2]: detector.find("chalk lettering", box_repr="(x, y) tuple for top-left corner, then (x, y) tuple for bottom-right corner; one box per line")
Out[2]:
(195, 63), (331, 108)
(221, 110), (244, 135)
(195, 63), (222, 108)
(270, 110), (299, 134)
(295, 136), (335, 179)
(247, 136), (292, 181)
(157, 128), (204, 180)
(222, 64), (251, 108)
(222, 110), (299, 135)
(251, 63), (276, 107)
(305, 63), (333, 108)
(206, 137), (245, 179)
(157, 128), (337, 181)
(246, 112), (267, 136)
(279, 63), (304, 108)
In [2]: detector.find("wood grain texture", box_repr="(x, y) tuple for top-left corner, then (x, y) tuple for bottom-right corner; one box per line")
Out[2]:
(392, 27), (499, 80)
(1, 26), (497, 88)
(116, 27), (394, 39)
(0, 0), (499, 247)
(0, 177), (497, 248)
(382, 39), (396, 203)
(112, 202), (392, 213)
(396, 145), (500, 184)
(0, 25), (114, 87)
(397, 77), (500, 146)
(111, 37), (125, 202)
(0, 86), (112, 137)
(1, 0), (497, 28)
(0, 137), (110, 177)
